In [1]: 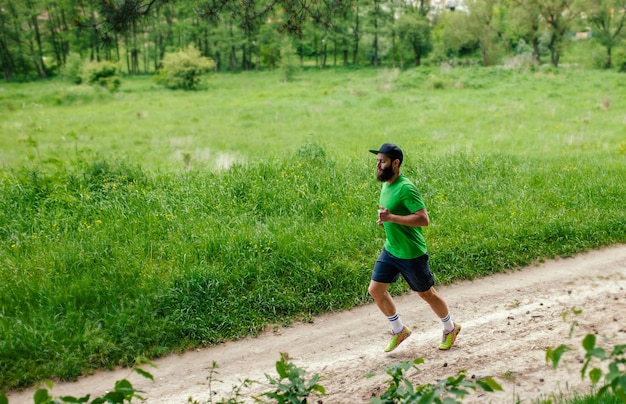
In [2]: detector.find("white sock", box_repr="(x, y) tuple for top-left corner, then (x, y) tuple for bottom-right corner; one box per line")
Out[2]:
(441, 314), (454, 333)
(387, 313), (405, 334)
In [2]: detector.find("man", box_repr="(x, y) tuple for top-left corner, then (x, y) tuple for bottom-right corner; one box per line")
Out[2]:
(368, 143), (461, 352)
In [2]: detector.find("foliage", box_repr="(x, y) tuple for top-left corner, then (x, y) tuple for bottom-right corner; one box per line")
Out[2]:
(82, 61), (122, 92)
(396, 13), (433, 66)
(3, 0), (626, 79)
(0, 366), (154, 404)
(255, 352), (326, 403)
(584, 0), (626, 69)
(279, 38), (300, 82)
(60, 53), (85, 85)
(546, 312), (626, 402)
(154, 45), (215, 90)
(368, 358), (502, 403)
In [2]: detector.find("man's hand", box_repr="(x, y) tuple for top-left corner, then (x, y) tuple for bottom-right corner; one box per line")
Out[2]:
(377, 207), (430, 227)
(377, 206), (390, 226)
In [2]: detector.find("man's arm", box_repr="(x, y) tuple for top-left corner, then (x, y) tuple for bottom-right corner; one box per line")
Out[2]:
(377, 207), (429, 227)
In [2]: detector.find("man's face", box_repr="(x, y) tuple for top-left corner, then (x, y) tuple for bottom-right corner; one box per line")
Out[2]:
(376, 154), (395, 182)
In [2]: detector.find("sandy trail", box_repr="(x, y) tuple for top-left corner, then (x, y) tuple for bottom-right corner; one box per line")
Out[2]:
(7, 244), (626, 404)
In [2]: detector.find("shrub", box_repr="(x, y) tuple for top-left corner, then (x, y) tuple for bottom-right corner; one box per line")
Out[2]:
(60, 52), (84, 84)
(82, 61), (121, 92)
(154, 45), (215, 90)
(279, 38), (300, 83)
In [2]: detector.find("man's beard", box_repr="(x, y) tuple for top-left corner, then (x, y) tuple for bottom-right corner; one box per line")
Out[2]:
(377, 166), (395, 182)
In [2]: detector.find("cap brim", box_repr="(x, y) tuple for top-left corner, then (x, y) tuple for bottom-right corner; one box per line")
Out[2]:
(369, 149), (381, 154)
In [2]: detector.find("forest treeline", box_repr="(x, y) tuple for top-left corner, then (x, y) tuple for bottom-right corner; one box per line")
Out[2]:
(0, 0), (624, 80)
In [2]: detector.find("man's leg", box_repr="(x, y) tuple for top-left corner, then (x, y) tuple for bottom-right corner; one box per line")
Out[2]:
(418, 286), (461, 350)
(417, 286), (449, 319)
(368, 280), (397, 317)
(369, 280), (411, 352)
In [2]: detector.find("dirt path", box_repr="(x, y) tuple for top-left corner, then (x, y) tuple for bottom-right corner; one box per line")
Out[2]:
(7, 245), (626, 404)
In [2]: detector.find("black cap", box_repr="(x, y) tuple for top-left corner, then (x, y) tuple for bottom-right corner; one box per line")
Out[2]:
(369, 143), (403, 163)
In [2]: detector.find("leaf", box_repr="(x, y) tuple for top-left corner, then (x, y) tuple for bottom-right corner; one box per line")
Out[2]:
(34, 389), (51, 404)
(586, 347), (607, 361)
(275, 359), (289, 379)
(102, 391), (125, 403)
(135, 368), (154, 381)
(589, 367), (602, 384)
(476, 377), (503, 392)
(413, 358), (425, 366)
(0, 393), (9, 404)
(546, 344), (570, 369)
(58, 396), (81, 403)
(416, 390), (436, 404)
(582, 334), (596, 351)
(611, 344), (626, 356)
(114, 379), (133, 391)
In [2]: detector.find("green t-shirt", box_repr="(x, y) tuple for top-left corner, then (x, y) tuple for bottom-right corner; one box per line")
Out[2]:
(379, 174), (427, 259)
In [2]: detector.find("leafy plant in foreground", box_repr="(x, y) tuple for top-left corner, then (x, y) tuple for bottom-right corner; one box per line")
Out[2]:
(547, 335), (626, 401)
(367, 358), (502, 403)
(0, 362), (154, 404)
(546, 310), (626, 402)
(255, 352), (326, 403)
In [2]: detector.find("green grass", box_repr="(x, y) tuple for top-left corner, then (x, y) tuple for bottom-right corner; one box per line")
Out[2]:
(1, 66), (624, 170)
(0, 67), (625, 391)
(535, 391), (625, 404)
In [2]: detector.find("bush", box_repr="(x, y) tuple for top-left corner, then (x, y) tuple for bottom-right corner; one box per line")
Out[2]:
(60, 52), (84, 84)
(279, 38), (300, 83)
(82, 61), (121, 92)
(154, 45), (215, 90)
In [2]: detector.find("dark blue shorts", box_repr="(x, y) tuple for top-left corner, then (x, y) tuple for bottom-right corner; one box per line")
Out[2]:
(372, 249), (435, 292)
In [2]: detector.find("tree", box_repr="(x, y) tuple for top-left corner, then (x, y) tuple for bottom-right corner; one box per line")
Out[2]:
(584, 0), (626, 68)
(465, 0), (506, 66)
(533, 0), (582, 67)
(432, 7), (481, 62)
(396, 13), (432, 66)
(505, 0), (543, 63)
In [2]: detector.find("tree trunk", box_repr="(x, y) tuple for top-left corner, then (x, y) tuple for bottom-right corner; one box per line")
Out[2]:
(46, 5), (63, 71)
(372, 0), (379, 67)
(0, 36), (14, 80)
(605, 46), (612, 69)
(532, 37), (540, 65)
(30, 14), (47, 77)
(352, 3), (359, 65)
(413, 47), (421, 67)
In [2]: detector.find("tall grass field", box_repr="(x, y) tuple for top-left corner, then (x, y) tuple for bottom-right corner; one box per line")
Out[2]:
(1, 65), (625, 391)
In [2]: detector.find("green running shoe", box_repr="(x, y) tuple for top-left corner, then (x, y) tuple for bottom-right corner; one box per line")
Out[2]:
(384, 326), (412, 352)
(438, 323), (461, 350)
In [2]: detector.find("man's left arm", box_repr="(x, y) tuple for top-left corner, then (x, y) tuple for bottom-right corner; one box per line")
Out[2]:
(378, 207), (429, 227)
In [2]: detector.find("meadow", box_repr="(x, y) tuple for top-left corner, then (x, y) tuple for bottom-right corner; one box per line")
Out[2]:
(0, 65), (625, 391)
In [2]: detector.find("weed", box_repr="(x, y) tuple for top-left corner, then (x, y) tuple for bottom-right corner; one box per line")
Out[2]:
(546, 311), (626, 402)
(368, 358), (502, 403)
(7, 363), (155, 404)
(255, 352), (326, 403)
